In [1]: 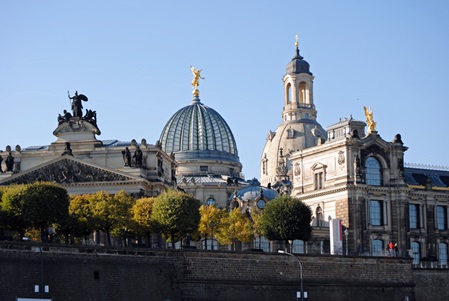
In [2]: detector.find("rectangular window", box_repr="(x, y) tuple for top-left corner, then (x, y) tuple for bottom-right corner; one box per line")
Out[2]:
(369, 200), (383, 226)
(436, 206), (447, 230)
(314, 172), (324, 190)
(371, 239), (384, 257)
(409, 204), (420, 229)
(439, 243), (448, 266)
(200, 165), (209, 173)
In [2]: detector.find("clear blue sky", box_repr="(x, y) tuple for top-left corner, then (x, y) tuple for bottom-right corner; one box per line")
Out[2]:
(1, 1), (448, 180)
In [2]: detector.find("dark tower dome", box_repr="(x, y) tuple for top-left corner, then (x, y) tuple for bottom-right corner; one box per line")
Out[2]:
(159, 96), (240, 163)
(286, 45), (312, 75)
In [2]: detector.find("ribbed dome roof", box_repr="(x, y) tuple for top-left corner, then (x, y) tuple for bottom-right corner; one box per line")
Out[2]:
(159, 97), (239, 162)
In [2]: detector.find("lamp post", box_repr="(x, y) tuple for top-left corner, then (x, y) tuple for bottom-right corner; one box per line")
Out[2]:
(344, 228), (349, 256)
(279, 250), (304, 301)
(209, 221), (215, 250)
(71, 213), (76, 245)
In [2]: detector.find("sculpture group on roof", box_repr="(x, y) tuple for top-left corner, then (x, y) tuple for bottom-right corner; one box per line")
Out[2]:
(57, 91), (97, 126)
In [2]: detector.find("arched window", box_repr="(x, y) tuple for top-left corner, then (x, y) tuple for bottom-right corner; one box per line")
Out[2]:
(365, 157), (382, 186)
(411, 241), (420, 265)
(206, 197), (216, 206)
(299, 82), (307, 104)
(438, 243), (448, 266)
(316, 206), (323, 227)
(292, 240), (305, 254)
(371, 239), (384, 256)
(287, 83), (292, 103)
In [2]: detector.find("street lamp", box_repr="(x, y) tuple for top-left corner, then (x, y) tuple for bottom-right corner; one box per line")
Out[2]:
(278, 250), (304, 301)
(344, 228), (349, 256)
(209, 221), (215, 250)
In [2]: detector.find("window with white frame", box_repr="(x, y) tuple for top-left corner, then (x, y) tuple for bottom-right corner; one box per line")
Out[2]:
(311, 163), (326, 190)
(436, 206), (447, 230)
(369, 200), (384, 226)
(365, 157), (382, 186)
(371, 239), (384, 256)
(314, 172), (324, 190)
(409, 204), (420, 229)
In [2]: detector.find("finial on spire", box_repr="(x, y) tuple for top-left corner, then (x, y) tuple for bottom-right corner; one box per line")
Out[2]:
(190, 66), (205, 96)
(294, 34), (302, 58)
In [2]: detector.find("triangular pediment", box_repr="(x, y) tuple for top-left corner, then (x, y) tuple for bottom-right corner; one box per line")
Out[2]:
(0, 156), (143, 186)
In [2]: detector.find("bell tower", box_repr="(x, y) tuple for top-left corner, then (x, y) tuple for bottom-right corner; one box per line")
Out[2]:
(282, 36), (317, 123)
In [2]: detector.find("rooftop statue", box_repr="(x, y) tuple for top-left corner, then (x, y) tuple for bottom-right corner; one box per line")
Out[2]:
(190, 66), (205, 96)
(363, 106), (377, 132)
(68, 91), (88, 117)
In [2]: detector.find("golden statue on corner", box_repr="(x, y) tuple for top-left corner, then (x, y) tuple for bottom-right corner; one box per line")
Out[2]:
(364, 106), (377, 132)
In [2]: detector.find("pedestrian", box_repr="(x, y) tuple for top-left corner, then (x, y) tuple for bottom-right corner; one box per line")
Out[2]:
(388, 241), (394, 257)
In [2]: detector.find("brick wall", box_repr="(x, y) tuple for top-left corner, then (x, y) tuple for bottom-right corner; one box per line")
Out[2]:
(1, 242), (446, 301)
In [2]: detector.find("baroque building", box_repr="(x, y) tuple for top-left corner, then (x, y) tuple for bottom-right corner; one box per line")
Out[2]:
(259, 40), (449, 265)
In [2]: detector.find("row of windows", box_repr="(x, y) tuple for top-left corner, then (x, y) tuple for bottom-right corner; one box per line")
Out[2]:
(369, 201), (449, 231)
(409, 204), (448, 230)
(371, 239), (448, 266)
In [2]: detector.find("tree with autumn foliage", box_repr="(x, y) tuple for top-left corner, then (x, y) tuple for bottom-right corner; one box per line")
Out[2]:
(69, 195), (95, 241)
(109, 190), (136, 247)
(198, 205), (224, 250)
(214, 208), (253, 251)
(132, 197), (156, 246)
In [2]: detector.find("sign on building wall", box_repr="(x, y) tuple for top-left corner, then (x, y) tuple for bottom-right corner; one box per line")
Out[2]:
(330, 218), (342, 255)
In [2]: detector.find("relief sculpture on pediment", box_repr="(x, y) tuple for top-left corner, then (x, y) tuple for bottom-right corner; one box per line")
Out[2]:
(1, 159), (130, 185)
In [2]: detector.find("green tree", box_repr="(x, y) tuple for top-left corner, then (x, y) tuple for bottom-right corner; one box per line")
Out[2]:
(132, 197), (156, 247)
(198, 205), (224, 250)
(1, 184), (32, 239)
(259, 195), (312, 250)
(152, 189), (200, 249)
(22, 182), (70, 242)
(214, 208), (253, 251)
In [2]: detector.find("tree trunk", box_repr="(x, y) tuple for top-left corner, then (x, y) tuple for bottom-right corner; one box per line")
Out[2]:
(146, 231), (151, 247)
(171, 232), (176, 249)
(106, 229), (111, 246)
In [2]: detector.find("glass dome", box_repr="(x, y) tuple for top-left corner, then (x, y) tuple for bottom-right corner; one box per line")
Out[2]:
(159, 97), (240, 163)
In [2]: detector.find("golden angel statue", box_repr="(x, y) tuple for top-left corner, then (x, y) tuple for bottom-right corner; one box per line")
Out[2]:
(190, 66), (205, 89)
(364, 106), (377, 132)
